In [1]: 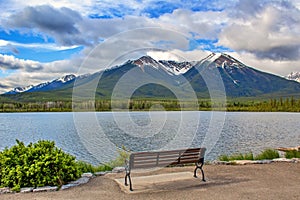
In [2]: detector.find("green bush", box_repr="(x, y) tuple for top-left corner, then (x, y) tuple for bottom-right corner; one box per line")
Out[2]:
(243, 152), (255, 160)
(218, 154), (230, 161)
(285, 150), (300, 159)
(218, 149), (280, 161)
(255, 148), (279, 160)
(219, 152), (254, 161)
(76, 161), (112, 173)
(107, 146), (130, 168)
(0, 140), (81, 192)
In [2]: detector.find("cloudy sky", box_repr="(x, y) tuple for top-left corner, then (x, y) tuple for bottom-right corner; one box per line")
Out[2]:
(0, 0), (300, 93)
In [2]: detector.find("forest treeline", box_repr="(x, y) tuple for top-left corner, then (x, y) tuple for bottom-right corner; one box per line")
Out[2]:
(0, 97), (300, 112)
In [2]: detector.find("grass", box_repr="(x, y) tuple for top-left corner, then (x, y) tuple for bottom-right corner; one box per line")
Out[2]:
(76, 161), (113, 173)
(285, 150), (300, 159)
(219, 152), (254, 162)
(255, 148), (279, 160)
(219, 148), (280, 161)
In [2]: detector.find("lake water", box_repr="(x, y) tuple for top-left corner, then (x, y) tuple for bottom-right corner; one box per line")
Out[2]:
(0, 111), (299, 165)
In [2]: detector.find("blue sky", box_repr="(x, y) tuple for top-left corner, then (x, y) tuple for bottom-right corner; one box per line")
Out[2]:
(0, 0), (300, 92)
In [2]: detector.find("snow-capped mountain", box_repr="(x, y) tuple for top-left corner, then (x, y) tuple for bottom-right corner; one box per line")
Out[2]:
(3, 53), (300, 98)
(6, 74), (76, 94)
(285, 72), (300, 83)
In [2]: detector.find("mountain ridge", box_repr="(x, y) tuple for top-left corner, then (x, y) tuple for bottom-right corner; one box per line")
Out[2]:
(5, 74), (77, 95)
(3, 53), (300, 100)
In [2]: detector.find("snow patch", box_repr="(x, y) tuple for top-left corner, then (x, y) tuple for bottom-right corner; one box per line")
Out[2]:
(131, 56), (193, 76)
(285, 72), (300, 83)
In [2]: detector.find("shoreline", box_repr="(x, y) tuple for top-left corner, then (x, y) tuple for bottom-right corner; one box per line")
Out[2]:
(0, 110), (300, 113)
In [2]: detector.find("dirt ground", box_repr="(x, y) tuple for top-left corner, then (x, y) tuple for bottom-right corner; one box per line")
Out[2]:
(2, 162), (300, 200)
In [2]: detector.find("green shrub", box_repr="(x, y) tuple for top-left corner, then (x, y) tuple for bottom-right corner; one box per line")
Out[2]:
(0, 140), (81, 192)
(255, 148), (279, 160)
(219, 152), (254, 161)
(219, 149), (281, 161)
(243, 152), (254, 160)
(76, 161), (112, 173)
(108, 146), (130, 168)
(285, 150), (300, 159)
(219, 155), (230, 161)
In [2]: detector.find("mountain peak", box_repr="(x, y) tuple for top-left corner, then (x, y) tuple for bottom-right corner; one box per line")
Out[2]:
(132, 55), (159, 67)
(202, 53), (245, 69)
(56, 74), (76, 83)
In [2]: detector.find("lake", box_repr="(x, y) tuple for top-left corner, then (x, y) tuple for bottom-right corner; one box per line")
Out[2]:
(0, 111), (299, 165)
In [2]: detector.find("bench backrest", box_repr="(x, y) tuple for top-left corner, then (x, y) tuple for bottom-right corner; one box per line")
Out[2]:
(129, 147), (206, 170)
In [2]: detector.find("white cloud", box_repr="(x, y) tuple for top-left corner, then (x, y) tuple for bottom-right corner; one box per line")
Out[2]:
(157, 9), (228, 39)
(0, 39), (80, 51)
(147, 51), (180, 61)
(228, 51), (300, 76)
(162, 49), (210, 61)
(0, 0), (93, 17)
(0, 54), (43, 72)
(219, 1), (300, 61)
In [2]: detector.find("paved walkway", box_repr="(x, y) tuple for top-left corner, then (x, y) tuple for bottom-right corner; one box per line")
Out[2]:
(2, 162), (300, 200)
(115, 171), (202, 193)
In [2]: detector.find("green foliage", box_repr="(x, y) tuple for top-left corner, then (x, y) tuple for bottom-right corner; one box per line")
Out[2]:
(285, 150), (300, 159)
(0, 140), (81, 192)
(108, 146), (130, 168)
(255, 148), (280, 160)
(219, 152), (254, 161)
(1, 97), (300, 112)
(219, 149), (280, 161)
(76, 161), (112, 173)
(218, 155), (230, 162)
(226, 97), (300, 112)
(243, 152), (255, 160)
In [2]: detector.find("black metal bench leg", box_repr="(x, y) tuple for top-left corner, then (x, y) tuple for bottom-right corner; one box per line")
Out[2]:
(125, 173), (128, 186)
(194, 165), (198, 178)
(124, 172), (133, 191)
(128, 174), (133, 191)
(194, 162), (206, 182)
(200, 167), (206, 182)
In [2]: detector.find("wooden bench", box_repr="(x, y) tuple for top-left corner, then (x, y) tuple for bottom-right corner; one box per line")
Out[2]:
(124, 147), (206, 191)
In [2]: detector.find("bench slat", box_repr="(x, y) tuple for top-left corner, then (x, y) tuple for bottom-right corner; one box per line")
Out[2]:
(132, 159), (201, 169)
(132, 148), (201, 156)
(132, 152), (201, 162)
(133, 155), (199, 162)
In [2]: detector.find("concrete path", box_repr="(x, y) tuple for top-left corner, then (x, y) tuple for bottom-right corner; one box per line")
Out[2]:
(115, 171), (205, 193)
(1, 162), (300, 200)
